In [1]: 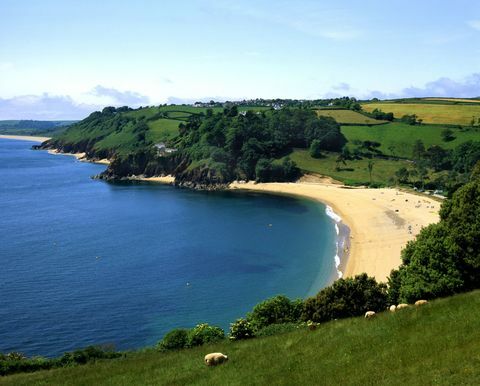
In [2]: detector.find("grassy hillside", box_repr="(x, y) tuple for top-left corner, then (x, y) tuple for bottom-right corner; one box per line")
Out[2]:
(362, 102), (480, 125)
(4, 290), (479, 385)
(342, 122), (480, 158)
(315, 109), (386, 125)
(288, 149), (412, 185)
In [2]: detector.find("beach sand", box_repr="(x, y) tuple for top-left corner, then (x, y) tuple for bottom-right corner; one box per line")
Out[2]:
(230, 181), (440, 282)
(130, 175), (175, 184)
(0, 134), (51, 142)
(47, 149), (110, 165)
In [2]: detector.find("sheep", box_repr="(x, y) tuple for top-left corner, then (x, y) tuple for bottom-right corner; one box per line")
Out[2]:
(415, 299), (428, 306)
(389, 305), (397, 312)
(204, 352), (228, 366)
(365, 311), (376, 319)
(396, 303), (409, 310)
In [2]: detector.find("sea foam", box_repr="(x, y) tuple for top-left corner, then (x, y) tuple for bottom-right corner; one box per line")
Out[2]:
(325, 205), (343, 279)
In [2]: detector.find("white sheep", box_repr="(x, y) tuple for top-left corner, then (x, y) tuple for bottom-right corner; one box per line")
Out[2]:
(389, 305), (397, 312)
(365, 311), (376, 318)
(397, 303), (409, 310)
(204, 352), (228, 366)
(415, 299), (428, 306)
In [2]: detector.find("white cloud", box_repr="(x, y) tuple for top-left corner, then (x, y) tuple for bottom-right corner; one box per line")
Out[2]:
(0, 94), (99, 120)
(467, 20), (480, 31)
(360, 73), (480, 100)
(90, 85), (149, 106)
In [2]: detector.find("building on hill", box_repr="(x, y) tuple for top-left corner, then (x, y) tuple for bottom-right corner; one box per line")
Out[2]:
(154, 143), (177, 155)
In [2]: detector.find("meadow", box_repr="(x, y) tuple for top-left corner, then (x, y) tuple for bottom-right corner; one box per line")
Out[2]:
(362, 102), (480, 125)
(315, 109), (386, 125)
(287, 149), (413, 185)
(342, 122), (480, 158)
(4, 290), (479, 385)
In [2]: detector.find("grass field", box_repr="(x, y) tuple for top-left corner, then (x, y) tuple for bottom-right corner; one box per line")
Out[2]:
(4, 290), (479, 385)
(362, 102), (480, 125)
(288, 149), (412, 185)
(424, 97), (480, 104)
(341, 122), (480, 158)
(147, 118), (181, 143)
(316, 109), (386, 125)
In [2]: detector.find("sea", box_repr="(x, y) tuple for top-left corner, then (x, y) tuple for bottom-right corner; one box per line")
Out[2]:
(0, 138), (338, 357)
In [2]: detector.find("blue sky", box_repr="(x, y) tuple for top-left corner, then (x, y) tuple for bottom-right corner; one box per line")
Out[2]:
(1, 0), (479, 119)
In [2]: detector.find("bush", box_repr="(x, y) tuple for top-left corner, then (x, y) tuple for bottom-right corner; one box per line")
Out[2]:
(302, 274), (388, 322)
(247, 295), (303, 330)
(158, 328), (189, 351)
(229, 318), (255, 341)
(188, 323), (225, 347)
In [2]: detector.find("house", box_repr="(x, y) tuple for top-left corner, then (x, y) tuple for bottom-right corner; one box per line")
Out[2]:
(154, 143), (177, 155)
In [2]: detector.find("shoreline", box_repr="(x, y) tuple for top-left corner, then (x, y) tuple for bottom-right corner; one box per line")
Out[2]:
(0, 134), (51, 142)
(47, 149), (111, 165)
(229, 181), (440, 283)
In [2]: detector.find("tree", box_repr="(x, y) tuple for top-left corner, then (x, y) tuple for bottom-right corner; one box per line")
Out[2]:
(302, 274), (388, 322)
(367, 160), (374, 184)
(395, 167), (410, 183)
(309, 139), (323, 158)
(247, 295), (303, 330)
(441, 128), (455, 142)
(412, 140), (426, 160)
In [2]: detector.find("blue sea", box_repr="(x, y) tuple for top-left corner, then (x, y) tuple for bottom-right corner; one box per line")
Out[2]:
(0, 138), (337, 357)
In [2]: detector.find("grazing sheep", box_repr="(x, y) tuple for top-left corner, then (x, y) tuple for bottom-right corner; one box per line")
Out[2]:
(389, 305), (397, 312)
(365, 311), (376, 318)
(415, 300), (428, 306)
(397, 303), (409, 310)
(204, 353), (228, 366)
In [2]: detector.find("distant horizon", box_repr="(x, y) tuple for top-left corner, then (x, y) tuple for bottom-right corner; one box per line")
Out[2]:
(1, 95), (480, 121)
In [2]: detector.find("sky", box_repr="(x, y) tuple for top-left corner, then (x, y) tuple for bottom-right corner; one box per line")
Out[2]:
(1, 0), (480, 119)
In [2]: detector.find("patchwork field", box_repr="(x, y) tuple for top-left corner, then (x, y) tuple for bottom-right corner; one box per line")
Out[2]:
(316, 109), (386, 125)
(362, 102), (480, 125)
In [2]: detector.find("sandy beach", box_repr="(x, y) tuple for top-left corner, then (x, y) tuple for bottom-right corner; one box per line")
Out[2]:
(130, 175), (175, 184)
(0, 134), (51, 142)
(47, 149), (110, 165)
(230, 181), (440, 282)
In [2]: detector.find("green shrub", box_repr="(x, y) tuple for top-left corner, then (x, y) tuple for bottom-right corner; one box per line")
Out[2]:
(229, 318), (255, 341)
(158, 328), (189, 351)
(188, 323), (225, 347)
(303, 274), (388, 322)
(247, 295), (304, 330)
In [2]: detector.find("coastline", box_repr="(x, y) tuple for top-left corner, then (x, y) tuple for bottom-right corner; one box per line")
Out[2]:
(229, 181), (440, 283)
(47, 149), (111, 165)
(0, 134), (51, 142)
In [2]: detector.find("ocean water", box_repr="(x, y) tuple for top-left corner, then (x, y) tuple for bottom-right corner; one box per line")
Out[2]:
(0, 139), (337, 357)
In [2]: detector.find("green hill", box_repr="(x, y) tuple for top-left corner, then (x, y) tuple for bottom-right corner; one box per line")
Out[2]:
(4, 290), (479, 385)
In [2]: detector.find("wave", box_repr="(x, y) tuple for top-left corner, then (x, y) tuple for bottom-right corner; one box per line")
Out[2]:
(325, 205), (343, 279)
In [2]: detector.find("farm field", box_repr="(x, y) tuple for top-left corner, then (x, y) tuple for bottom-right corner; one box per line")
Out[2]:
(424, 97), (480, 104)
(4, 290), (479, 386)
(287, 149), (413, 185)
(341, 122), (480, 158)
(316, 109), (386, 125)
(362, 102), (480, 125)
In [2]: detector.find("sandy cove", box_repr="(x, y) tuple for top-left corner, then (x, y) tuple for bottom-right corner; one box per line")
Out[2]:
(0, 134), (51, 142)
(229, 181), (440, 282)
(47, 149), (110, 165)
